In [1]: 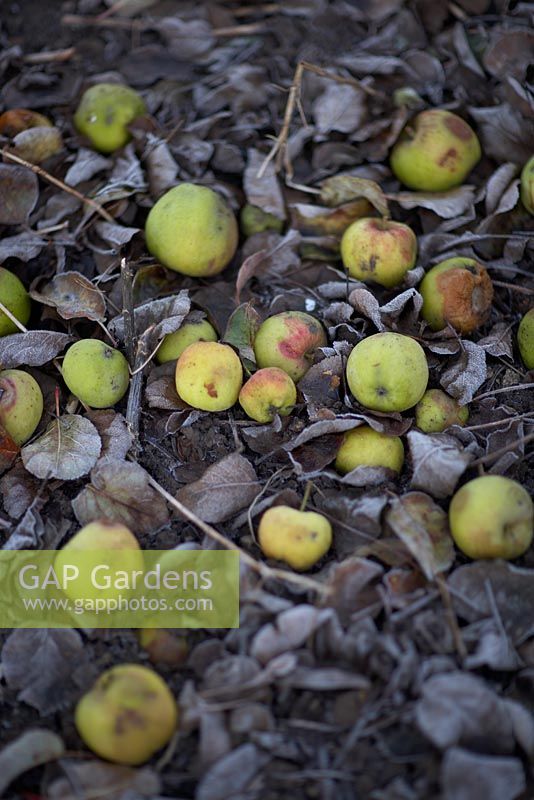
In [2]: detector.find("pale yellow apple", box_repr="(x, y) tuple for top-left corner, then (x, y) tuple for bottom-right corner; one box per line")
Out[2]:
(518, 308), (534, 369)
(239, 367), (297, 423)
(335, 425), (404, 474)
(415, 389), (469, 433)
(258, 505), (332, 570)
(175, 341), (242, 411)
(340, 217), (417, 288)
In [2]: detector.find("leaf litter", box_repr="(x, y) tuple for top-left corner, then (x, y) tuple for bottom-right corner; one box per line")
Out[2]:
(0, 1), (532, 799)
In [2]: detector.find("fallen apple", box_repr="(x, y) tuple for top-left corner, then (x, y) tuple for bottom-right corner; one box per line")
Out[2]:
(62, 339), (130, 408)
(419, 257), (493, 334)
(335, 424), (404, 475)
(258, 505), (332, 570)
(254, 311), (327, 382)
(340, 217), (417, 288)
(175, 341), (243, 411)
(0, 369), (43, 445)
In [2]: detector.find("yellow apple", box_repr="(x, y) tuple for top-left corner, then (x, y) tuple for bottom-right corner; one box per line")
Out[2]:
(335, 425), (404, 474)
(258, 505), (332, 570)
(175, 341), (242, 411)
(340, 217), (417, 288)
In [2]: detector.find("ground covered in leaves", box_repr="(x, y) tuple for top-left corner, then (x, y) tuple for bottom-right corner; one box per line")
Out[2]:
(0, 0), (533, 798)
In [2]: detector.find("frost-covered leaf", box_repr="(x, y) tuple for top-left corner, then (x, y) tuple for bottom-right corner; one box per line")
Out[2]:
(441, 748), (525, 800)
(251, 605), (333, 664)
(176, 453), (261, 524)
(2, 629), (87, 714)
(440, 340), (487, 404)
(390, 185), (475, 219)
(0, 729), (64, 797)
(86, 410), (133, 460)
(0, 231), (45, 261)
(110, 291), (190, 352)
(408, 431), (473, 498)
(478, 322), (514, 359)
(47, 761), (160, 800)
(21, 415), (101, 480)
(244, 148), (285, 220)
(30, 271), (106, 322)
(313, 83), (366, 134)
(385, 492), (454, 579)
(0, 331), (72, 368)
(64, 147), (111, 186)
(0, 164), (38, 224)
(95, 221), (141, 248)
(145, 137), (178, 198)
(72, 457), (170, 533)
(196, 744), (269, 800)
(11, 125), (63, 164)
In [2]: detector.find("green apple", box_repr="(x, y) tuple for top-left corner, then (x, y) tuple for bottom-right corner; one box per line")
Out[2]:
(0, 369), (43, 445)
(335, 424), (404, 474)
(74, 82), (146, 153)
(239, 367), (297, 423)
(419, 257), (494, 334)
(518, 308), (534, 369)
(346, 332), (429, 412)
(449, 475), (533, 560)
(520, 155), (534, 215)
(390, 109), (481, 192)
(258, 505), (332, 570)
(415, 389), (469, 433)
(240, 204), (284, 237)
(0, 267), (31, 337)
(175, 341), (242, 411)
(340, 217), (417, 288)
(62, 339), (130, 408)
(156, 317), (217, 364)
(75, 664), (177, 765)
(145, 183), (238, 277)
(254, 311), (327, 382)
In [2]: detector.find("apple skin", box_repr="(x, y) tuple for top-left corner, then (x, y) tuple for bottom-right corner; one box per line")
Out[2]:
(335, 424), (404, 475)
(240, 204), (284, 237)
(419, 257), (493, 334)
(258, 505), (332, 570)
(74, 82), (146, 153)
(390, 109), (481, 192)
(156, 318), (217, 364)
(75, 663), (178, 765)
(145, 184), (238, 277)
(54, 520), (143, 609)
(340, 217), (417, 288)
(518, 308), (534, 369)
(62, 339), (130, 408)
(239, 367), (297, 423)
(415, 389), (469, 433)
(0, 267), (31, 337)
(175, 341), (242, 412)
(254, 311), (327, 382)
(346, 332), (429, 413)
(520, 155), (534, 215)
(449, 475), (533, 560)
(0, 108), (53, 136)
(0, 369), (43, 445)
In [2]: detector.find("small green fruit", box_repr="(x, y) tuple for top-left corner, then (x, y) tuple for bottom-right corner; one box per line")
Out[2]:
(75, 664), (178, 765)
(449, 475), (533, 560)
(415, 389), (469, 433)
(62, 339), (130, 408)
(340, 217), (417, 288)
(0, 369), (43, 445)
(419, 257), (494, 334)
(518, 308), (534, 369)
(239, 367), (297, 423)
(390, 109), (481, 192)
(254, 311), (327, 382)
(175, 341), (242, 412)
(156, 318), (218, 364)
(346, 332), (429, 412)
(0, 267), (31, 337)
(240, 204), (284, 237)
(145, 184), (238, 277)
(520, 155), (534, 215)
(335, 425), (404, 474)
(74, 82), (146, 153)
(258, 505), (332, 570)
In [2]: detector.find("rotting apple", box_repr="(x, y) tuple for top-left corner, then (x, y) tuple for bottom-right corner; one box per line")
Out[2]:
(175, 341), (243, 412)
(449, 475), (533, 560)
(254, 311), (327, 382)
(340, 217), (417, 288)
(258, 505), (332, 570)
(419, 257), (494, 334)
(390, 109), (481, 192)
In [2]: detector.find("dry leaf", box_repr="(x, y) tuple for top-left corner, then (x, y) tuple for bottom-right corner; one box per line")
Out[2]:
(30, 271), (106, 323)
(0, 729), (64, 797)
(0, 164), (39, 224)
(21, 415), (101, 480)
(0, 331), (72, 368)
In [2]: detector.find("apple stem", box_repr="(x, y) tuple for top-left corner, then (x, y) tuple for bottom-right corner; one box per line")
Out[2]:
(299, 480), (313, 512)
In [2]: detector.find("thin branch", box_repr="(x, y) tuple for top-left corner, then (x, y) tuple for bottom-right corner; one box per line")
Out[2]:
(148, 475), (329, 596)
(469, 431), (534, 467)
(23, 47), (75, 64)
(472, 383), (534, 402)
(436, 574), (467, 661)
(121, 258), (143, 453)
(1, 149), (115, 224)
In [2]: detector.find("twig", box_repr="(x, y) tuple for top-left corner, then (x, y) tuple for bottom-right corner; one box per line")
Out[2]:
(121, 258), (143, 453)
(148, 475), (328, 595)
(62, 13), (266, 37)
(0, 300), (28, 333)
(493, 280), (534, 295)
(1, 149), (115, 224)
(23, 47), (75, 64)
(436, 574), (467, 661)
(234, 2), (281, 16)
(469, 431), (534, 467)
(472, 383), (534, 402)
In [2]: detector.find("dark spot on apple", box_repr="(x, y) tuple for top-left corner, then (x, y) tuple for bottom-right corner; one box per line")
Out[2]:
(115, 708), (146, 735)
(438, 147), (457, 167)
(310, 531), (318, 540)
(103, 347), (114, 359)
(204, 382), (218, 398)
(444, 115), (473, 141)
(376, 387), (388, 396)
